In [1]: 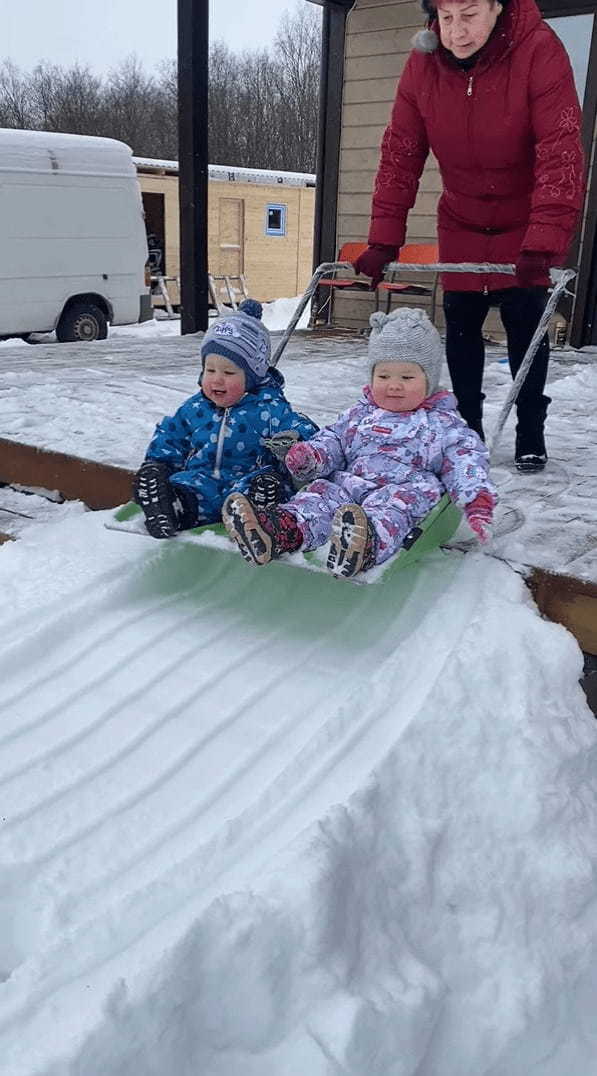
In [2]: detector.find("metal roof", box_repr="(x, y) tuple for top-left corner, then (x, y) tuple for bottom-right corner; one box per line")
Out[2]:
(134, 157), (316, 187)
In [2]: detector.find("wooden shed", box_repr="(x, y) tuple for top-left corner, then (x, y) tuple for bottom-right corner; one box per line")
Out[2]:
(134, 157), (316, 309)
(309, 0), (597, 344)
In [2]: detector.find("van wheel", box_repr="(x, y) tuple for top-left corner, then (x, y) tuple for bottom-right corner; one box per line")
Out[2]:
(56, 303), (108, 343)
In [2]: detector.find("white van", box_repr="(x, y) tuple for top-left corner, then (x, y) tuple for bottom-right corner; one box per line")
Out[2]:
(0, 128), (152, 342)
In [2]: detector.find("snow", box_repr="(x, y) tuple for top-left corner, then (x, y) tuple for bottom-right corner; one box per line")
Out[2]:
(0, 317), (597, 1072)
(260, 294), (311, 332)
(0, 320), (595, 579)
(0, 295), (308, 349)
(0, 504), (596, 1074)
(0, 128), (136, 177)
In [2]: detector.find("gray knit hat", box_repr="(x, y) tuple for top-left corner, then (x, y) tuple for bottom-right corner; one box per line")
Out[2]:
(368, 308), (443, 395)
(200, 299), (271, 391)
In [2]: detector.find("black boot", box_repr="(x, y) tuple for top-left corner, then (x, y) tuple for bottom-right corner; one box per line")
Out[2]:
(464, 416), (485, 442)
(247, 470), (285, 510)
(515, 398), (549, 474)
(133, 460), (198, 538)
(454, 401), (485, 442)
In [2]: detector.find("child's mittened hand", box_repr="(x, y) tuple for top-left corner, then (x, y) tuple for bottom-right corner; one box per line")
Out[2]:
(464, 491), (495, 543)
(285, 441), (321, 481)
(264, 430), (300, 463)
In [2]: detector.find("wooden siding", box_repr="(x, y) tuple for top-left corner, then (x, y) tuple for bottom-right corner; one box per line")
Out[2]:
(335, 0), (442, 329)
(137, 173), (315, 307)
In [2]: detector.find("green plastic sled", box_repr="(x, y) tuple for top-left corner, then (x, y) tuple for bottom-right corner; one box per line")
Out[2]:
(105, 494), (462, 585)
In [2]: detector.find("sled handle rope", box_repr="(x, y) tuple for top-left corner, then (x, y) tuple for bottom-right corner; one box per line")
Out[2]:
(273, 260), (577, 462)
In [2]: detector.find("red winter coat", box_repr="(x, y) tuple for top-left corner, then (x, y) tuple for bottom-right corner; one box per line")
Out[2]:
(368, 0), (585, 291)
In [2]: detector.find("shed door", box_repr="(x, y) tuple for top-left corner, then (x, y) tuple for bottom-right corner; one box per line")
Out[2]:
(218, 198), (244, 277)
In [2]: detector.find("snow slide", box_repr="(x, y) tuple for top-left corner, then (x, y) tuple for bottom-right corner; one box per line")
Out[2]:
(0, 513), (596, 1075)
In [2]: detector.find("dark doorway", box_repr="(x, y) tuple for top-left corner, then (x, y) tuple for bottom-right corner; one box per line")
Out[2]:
(142, 192), (166, 276)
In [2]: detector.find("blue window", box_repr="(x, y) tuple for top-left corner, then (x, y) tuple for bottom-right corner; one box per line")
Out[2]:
(266, 204), (287, 236)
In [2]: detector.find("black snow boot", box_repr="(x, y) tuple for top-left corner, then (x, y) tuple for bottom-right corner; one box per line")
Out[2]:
(247, 470), (286, 510)
(133, 460), (198, 538)
(515, 399), (549, 474)
(327, 504), (378, 579)
(465, 416), (485, 442)
(454, 403), (485, 443)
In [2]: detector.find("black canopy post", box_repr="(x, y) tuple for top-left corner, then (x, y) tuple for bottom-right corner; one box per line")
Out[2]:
(313, 0), (354, 269)
(178, 0), (209, 334)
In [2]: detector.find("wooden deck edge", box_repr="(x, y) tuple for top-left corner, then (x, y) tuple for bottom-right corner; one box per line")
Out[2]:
(0, 437), (134, 510)
(528, 568), (597, 657)
(1, 437), (596, 655)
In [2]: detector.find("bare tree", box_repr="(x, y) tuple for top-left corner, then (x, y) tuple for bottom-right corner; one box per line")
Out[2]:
(207, 4), (321, 172)
(273, 5), (321, 172)
(154, 59), (178, 159)
(30, 62), (105, 135)
(0, 1), (322, 170)
(0, 61), (33, 128)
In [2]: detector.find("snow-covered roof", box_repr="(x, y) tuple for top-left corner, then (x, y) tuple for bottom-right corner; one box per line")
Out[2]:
(133, 156), (316, 187)
(0, 128), (136, 177)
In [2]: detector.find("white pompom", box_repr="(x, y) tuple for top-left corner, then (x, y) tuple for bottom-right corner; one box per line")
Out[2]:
(369, 311), (388, 334)
(386, 307), (428, 330)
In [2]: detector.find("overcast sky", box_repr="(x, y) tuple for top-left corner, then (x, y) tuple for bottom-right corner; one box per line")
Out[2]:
(2, 0), (299, 73)
(0, 1), (590, 95)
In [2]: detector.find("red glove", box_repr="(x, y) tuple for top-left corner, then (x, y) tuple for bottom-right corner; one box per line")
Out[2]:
(515, 251), (554, 288)
(464, 491), (495, 544)
(353, 245), (397, 290)
(285, 441), (323, 482)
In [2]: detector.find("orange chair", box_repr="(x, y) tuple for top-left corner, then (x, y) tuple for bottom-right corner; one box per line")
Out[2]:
(377, 243), (440, 323)
(316, 242), (373, 324)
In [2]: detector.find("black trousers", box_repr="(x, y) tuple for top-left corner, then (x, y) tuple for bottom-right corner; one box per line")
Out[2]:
(443, 287), (551, 440)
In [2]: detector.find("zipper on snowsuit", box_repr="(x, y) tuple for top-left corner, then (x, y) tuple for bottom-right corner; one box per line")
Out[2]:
(213, 408), (229, 478)
(467, 76), (474, 97)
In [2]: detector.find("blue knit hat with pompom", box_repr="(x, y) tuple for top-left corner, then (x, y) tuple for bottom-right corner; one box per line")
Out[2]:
(200, 299), (271, 392)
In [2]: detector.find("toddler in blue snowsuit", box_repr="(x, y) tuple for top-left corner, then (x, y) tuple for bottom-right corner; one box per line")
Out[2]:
(133, 300), (317, 538)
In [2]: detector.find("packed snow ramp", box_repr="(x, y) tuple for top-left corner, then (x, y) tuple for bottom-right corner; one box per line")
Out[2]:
(0, 513), (596, 1075)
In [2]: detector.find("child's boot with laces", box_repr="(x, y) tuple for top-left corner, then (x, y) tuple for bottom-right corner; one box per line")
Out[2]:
(222, 493), (303, 565)
(133, 460), (198, 539)
(327, 504), (377, 579)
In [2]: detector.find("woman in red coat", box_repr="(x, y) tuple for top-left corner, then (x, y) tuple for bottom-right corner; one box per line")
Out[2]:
(355, 0), (584, 471)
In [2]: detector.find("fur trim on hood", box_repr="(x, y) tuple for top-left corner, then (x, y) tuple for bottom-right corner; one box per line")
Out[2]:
(412, 27), (438, 52)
